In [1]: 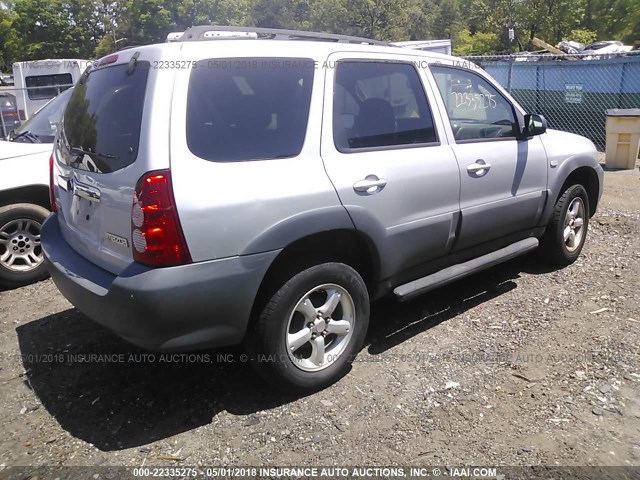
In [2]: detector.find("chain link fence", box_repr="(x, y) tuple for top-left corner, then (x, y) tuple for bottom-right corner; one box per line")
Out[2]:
(462, 52), (640, 151)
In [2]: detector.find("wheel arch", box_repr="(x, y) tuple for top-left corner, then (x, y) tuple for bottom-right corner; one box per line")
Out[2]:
(0, 185), (50, 211)
(556, 166), (600, 218)
(248, 228), (381, 329)
(541, 161), (602, 227)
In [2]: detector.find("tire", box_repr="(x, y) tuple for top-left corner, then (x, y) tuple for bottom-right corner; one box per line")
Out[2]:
(540, 184), (589, 266)
(0, 203), (50, 288)
(246, 262), (369, 392)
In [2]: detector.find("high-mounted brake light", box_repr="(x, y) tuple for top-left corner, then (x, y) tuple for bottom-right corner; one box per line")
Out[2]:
(131, 170), (191, 267)
(49, 154), (58, 212)
(98, 54), (118, 67)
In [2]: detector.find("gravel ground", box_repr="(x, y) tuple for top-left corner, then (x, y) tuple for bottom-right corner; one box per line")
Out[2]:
(0, 168), (638, 471)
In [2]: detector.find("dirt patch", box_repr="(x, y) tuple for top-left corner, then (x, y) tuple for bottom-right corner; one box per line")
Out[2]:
(0, 171), (638, 469)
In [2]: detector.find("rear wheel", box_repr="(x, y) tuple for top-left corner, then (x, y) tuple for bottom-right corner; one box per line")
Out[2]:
(0, 203), (50, 288)
(246, 262), (369, 392)
(540, 184), (589, 266)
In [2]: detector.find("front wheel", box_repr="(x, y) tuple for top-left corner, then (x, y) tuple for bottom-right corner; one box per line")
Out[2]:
(540, 184), (590, 266)
(246, 262), (369, 392)
(0, 203), (50, 288)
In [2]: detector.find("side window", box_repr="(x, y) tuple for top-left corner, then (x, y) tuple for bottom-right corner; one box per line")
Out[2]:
(25, 74), (73, 100)
(333, 61), (438, 151)
(186, 57), (314, 162)
(430, 66), (517, 141)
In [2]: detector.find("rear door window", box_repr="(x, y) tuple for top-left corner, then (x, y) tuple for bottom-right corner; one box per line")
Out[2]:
(60, 62), (149, 173)
(333, 61), (438, 151)
(186, 57), (314, 162)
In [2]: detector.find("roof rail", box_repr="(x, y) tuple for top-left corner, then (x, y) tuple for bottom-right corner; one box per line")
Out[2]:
(180, 25), (391, 46)
(117, 44), (142, 52)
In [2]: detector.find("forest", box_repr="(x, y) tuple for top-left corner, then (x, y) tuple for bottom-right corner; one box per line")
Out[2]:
(0, 0), (638, 67)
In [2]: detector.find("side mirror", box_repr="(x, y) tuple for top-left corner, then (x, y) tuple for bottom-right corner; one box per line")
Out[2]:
(521, 114), (547, 138)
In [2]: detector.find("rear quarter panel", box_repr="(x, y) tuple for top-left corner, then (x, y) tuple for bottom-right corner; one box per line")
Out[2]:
(168, 43), (346, 262)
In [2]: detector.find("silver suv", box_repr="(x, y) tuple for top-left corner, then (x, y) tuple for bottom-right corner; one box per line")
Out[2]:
(43, 26), (603, 391)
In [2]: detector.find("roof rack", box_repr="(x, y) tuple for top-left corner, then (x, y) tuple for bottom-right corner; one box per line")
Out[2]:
(180, 25), (391, 46)
(117, 44), (142, 52)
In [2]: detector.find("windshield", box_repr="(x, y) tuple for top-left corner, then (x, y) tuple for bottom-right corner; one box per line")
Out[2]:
(59, 62), (149, 173)
(13, 89), (73, 143)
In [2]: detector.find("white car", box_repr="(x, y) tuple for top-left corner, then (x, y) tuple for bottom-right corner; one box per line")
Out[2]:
(0, 88), (72, 287)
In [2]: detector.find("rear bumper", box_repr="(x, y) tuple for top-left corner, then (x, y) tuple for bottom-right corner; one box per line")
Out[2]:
(42, 214), (279, 351)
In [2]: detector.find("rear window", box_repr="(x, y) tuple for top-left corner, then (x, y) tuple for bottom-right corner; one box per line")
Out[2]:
(25, 73), (73, 100)
(60, 62), (149, 173)
(187, 57), (314, 162)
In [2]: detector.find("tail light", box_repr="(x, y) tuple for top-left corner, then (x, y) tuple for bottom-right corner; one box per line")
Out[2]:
(131, 170), (191, 267)
(49, 154), (58, 212)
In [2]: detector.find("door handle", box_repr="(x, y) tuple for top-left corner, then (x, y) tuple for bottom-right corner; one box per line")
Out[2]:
(466, 160), (492, 176)
(353, 175), (387, 194)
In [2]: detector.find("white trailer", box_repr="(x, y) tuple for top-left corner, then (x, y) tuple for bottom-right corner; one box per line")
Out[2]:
(12, 59), (92, 120)
(391, 40), (452, 55)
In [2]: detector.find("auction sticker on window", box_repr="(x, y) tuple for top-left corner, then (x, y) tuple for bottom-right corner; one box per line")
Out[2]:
(565, 84), (583, 103)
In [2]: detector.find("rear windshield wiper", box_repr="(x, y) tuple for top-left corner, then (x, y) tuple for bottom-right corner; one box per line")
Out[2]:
(70, 147), (119, 160)
(9, 130), (41, 143)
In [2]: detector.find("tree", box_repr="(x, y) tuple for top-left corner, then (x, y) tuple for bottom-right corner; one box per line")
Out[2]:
(66, 0), (105, 57)
(454, 28), (501, 54)
(10, 0), (73, 59)
(253, 0), (310, 29)
(122, 0), (172, 45)
(309, 0), (351, 34)
(1, 0), (637, 64)
(566, 28), (596, 44)
(405, 0), (438, 40)
(311, 0), (413, 40)
(0, 8), (17, 68)
(172, 0), (257, 29)
(433, 0), (462, 42)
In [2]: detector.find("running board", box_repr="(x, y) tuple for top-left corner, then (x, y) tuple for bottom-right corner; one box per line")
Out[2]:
(393, 237), (539, 301)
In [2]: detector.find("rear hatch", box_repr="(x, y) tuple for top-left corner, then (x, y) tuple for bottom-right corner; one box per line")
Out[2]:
(52, 53), (160, 275)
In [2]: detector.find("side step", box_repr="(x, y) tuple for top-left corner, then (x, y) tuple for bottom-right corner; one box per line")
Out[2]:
(393, 237), (539, 301)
